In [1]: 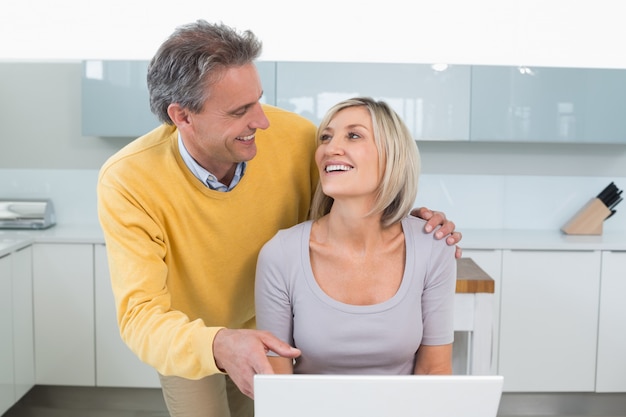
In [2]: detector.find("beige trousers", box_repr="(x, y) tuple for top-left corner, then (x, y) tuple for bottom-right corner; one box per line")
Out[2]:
(159, 373), (254, 417)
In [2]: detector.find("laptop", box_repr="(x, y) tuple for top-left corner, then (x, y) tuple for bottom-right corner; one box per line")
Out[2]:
(254, 374), (504, 417)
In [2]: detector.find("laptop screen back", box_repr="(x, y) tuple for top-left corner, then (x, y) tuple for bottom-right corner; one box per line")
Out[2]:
(254, 374), (504, 417)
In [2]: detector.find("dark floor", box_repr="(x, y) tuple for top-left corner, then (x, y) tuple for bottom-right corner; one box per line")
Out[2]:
(3, 386), (169, 417)
(3, 385), (626, 417)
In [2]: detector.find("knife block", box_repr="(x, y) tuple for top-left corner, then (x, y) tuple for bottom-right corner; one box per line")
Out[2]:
(561, 198), (611, 235)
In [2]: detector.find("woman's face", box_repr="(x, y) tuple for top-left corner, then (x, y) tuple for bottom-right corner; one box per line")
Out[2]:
(315, 106), (381, 202)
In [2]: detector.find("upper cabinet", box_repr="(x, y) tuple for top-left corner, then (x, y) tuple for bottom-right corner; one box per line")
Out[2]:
(81, 60), (160, 137)
(81, 60), (277, 137)
(276, 62), (471, 141)
(81, 60), (626, 144)
(470, 66), (626, 143)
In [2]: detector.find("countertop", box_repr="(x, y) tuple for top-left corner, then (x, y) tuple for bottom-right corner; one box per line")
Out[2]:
(461, 228), (626, 251)
(1, 224), (625, 258)
(0, 224), (104, 257)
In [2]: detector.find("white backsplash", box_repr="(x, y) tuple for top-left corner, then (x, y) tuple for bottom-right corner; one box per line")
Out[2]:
(1, 169), (625, 232)
(416, 174), (626, 231)
(0, 169), (99, 226)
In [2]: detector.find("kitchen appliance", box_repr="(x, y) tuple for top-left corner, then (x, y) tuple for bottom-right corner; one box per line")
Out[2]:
(0, 199), (56, 229)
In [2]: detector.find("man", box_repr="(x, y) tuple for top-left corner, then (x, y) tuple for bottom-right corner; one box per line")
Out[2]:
(97, 20), (462, 417)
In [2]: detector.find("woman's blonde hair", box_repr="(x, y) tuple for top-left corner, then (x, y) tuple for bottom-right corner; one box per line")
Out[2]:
(310, 97), (421, 227)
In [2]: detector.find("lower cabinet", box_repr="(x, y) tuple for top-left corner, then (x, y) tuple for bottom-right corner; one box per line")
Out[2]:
(461, 249), (502, 374)
(0, 246), (35, 415)
(33, 243), (95, 386)
(0, 253), (13, 415)
(94, 244), (160, 387)
(21, 241), (626, 394)
(498, 250), (601, 392)
(596, 250), (626, 392)
(12, 246), (35, 401)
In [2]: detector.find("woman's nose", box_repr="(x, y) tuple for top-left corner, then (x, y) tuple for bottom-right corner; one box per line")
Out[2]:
(324, 137), (345, 155)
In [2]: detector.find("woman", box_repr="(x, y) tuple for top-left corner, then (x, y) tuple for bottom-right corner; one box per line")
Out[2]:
(255, 97), (456, 375)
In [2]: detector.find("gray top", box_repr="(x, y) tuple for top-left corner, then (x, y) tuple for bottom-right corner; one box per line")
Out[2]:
(255, 216), (456, 375)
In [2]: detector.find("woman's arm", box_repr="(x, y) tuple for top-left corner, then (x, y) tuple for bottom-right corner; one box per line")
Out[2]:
(268, 356), (294, 374)
(413, 344), (453, 375)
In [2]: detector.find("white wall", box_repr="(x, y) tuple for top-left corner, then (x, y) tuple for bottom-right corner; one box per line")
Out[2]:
(2, 0), (625, 69)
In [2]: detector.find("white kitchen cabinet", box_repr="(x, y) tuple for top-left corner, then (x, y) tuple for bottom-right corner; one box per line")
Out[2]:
(461, 249), (502, 374)
(470, 66), (626, 143)
(81, 60), (276, 137)
(276, 62), (471, 141)
(11, 246), (34, 401)
(33, 243), (95, 386)
(596, 250), (626, 392)
(0, 253), (14, 415)
(94, 244), (160, 387)
(0, 245), (35, 415)
(499, 250), (601, 392)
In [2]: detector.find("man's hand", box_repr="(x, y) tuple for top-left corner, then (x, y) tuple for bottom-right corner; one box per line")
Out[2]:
(213, 328), (300, 398)
(411, 207), (463, 259)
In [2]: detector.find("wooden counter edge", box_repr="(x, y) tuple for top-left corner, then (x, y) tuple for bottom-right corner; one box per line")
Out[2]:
(456, 257), (495, 294)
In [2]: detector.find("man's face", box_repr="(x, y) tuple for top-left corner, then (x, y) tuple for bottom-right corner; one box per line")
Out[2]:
(176, 63), (270, 182)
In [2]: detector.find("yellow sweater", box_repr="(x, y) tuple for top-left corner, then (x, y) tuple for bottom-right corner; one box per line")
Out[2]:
(97, 105), (317, 378)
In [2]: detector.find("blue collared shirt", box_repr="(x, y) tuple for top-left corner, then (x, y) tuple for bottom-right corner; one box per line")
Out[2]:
(178, 134), (246, 192)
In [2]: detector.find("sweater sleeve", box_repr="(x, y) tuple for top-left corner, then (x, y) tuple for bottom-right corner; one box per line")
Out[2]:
(97, 164), (225, 379)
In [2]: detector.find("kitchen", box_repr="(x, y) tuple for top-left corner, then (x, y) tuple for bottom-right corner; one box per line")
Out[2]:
(1, 1), (626, 416)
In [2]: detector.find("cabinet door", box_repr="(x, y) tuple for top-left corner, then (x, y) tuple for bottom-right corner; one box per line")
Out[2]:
(11, 246), (34, 401)
(33, 244), (95, 386)
(81, 60), (160, 137)
(0, 254), (14, 415)
(499, 250), (600, 391)
(471, 66), (626, 143)
(94, 244), (160, 387)
(596, 251), (626, 392)
(276, 62), (471, 141)
(461, 249), (502, 374)
(81, 60), (277, 137)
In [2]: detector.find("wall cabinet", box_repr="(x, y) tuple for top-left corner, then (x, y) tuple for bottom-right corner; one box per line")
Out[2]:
(470, 65), (626, 143)
(276, 62), (471, 141)
(94, 244), (160, 388)
(81, 60), (626, 144)
(33, 243), (95, 386)
(81, 60), (277, 137)
(498, 250), (601, 391)
(596, 251), (626, 392)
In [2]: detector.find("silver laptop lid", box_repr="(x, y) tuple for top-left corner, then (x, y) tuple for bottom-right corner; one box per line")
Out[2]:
(254, 374), (503, 417)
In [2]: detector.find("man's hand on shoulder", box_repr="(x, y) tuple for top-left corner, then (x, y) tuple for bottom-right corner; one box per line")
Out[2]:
(410, 207), (463, 259)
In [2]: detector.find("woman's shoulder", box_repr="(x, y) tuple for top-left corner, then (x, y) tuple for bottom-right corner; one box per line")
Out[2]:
(402, 216), (455, 253)
(401, 215), (428, 233)
(265, 220), (313, 248)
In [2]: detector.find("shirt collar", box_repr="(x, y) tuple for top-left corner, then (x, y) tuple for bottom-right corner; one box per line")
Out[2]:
(178, 133), (246, 192)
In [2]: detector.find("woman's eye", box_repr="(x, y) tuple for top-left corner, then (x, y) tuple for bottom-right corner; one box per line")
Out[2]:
(348, 132), (361, 139)
(320, 134), (331, 142)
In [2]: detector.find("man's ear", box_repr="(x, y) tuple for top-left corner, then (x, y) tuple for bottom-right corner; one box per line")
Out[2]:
(167, 103), (191, 127)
